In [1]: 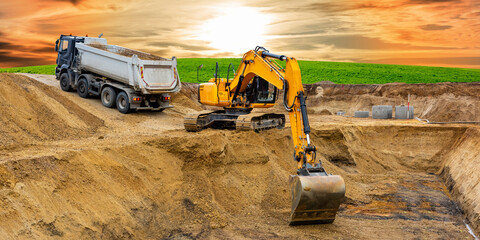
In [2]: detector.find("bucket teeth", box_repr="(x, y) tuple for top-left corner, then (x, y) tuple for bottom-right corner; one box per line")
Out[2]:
(289, 175), (345, 225)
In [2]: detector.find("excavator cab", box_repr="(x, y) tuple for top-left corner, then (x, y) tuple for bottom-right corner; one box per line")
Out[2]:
(246, 76), (277, 104)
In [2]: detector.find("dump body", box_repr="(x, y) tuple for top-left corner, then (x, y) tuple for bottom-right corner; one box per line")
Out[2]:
(55, 35), (180, 113)
(75, 39), (180, 94)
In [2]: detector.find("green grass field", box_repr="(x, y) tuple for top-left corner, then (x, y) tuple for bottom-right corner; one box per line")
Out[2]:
(0, 65), (56, 75)
(1, 59), (479, 84)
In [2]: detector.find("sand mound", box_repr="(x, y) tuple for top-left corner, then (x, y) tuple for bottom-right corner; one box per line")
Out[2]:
(168, 83), (205, 115)
(87, 44), (167, 61)
(0, 73), (103, 147)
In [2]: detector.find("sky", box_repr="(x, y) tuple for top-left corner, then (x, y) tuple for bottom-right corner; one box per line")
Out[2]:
(0, 0), (479, 68)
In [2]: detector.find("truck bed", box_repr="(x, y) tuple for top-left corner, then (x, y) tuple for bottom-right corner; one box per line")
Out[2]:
(87, 44), (167, 61)
(75, 40), (181, 94)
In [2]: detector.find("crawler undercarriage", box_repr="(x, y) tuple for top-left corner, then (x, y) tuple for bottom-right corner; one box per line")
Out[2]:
(184, 109), (285, 132)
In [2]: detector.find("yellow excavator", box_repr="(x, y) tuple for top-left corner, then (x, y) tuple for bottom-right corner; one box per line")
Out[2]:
(184, 47), (345, 224)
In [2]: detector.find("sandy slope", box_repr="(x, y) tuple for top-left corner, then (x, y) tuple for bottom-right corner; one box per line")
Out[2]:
(0, 73), (478, 239)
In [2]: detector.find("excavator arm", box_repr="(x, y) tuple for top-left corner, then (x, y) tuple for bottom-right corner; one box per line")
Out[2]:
(228, 47), (320, 169)
(226, 47), (346, 224)
(227, 48), (284, 107)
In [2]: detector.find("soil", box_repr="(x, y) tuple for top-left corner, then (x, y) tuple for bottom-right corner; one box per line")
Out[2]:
(87, 44), (167, 61)
(0, 73), (478, 239)
(0, 74), (103, 148)
(304, 82), (480, 122)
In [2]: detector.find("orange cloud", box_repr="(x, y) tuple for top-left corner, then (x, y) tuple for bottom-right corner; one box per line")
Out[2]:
(0, 0), (478, 68)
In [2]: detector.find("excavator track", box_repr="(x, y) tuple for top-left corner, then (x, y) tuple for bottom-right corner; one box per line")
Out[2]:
(184, 110), (217, 132)
(236, 113), (286, 131)
(184, 111), (285, 132)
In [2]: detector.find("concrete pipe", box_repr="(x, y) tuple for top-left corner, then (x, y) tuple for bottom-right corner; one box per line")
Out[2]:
(372, 105), (393, 119)
(395, 105), (414, 119)
(354, 111), (369, 118)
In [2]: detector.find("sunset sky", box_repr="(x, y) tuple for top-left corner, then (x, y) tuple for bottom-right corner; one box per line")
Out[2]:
(0, 0), (479, 68)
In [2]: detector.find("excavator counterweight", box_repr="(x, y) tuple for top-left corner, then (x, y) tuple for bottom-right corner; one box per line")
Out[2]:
(185, 46), (345, 225)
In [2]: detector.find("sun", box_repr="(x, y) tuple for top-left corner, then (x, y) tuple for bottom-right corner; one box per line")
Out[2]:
(197, 6), (272, 54)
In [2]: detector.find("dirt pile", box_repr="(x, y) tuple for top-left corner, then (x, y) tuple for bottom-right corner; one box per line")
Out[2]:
(0, 73), (103, 148)
(87, 44), (167, 61)
(169, 83), (205, 115)
(305, 82), (480, 122)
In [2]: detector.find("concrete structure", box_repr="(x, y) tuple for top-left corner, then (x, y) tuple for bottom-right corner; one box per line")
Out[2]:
(354, 111), (369, 118)
(372, 105), (393, 119)
(395, 105), (414, 119)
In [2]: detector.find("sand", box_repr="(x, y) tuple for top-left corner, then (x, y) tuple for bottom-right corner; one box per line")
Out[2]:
(0, 73), (103, 148)
(304, 82), (480, 122)
(87, 44), (167, 61)
(0, 73), (478, 239)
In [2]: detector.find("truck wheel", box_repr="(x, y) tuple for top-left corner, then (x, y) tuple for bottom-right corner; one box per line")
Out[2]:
(116, 91), (131, 114)
(59, 73), (72, 92)
(77, 78), (89, 98)
(101, 87), (117, 108)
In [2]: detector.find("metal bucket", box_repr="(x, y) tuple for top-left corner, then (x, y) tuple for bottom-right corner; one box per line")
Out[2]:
(289, 175), (345, 225)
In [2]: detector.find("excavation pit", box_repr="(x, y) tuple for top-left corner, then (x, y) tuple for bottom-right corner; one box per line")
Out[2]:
(0, 74), (478, 239)
(1, 123), (478, 239)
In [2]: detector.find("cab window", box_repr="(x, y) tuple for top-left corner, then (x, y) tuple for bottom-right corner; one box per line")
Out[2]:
(61, 40), (69, 52)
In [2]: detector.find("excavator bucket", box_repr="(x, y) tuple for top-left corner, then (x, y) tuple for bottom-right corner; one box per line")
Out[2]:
(289, 174), (345, 225)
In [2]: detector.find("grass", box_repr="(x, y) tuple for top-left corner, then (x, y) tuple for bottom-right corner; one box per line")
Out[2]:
(1, 59), (479, 84)
(0, 65), (56, 75)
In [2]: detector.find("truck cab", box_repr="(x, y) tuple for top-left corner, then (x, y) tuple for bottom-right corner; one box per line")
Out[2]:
(55, 35), (82, 80)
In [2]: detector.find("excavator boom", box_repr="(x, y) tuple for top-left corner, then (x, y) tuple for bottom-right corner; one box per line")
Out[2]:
(185, 47), (345, 224)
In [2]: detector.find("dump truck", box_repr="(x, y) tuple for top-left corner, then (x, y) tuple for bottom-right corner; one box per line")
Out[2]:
(55, 34), (181, 113)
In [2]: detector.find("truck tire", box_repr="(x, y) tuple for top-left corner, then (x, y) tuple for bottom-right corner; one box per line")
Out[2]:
(101, 87), (117, 108)
(59, 73), (72, 92)
(77, 78), (89, 98)
(116, 91), (131, 114)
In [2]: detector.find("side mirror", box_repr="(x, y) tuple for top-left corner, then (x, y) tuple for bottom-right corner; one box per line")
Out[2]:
(55, 39), (59, 52)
